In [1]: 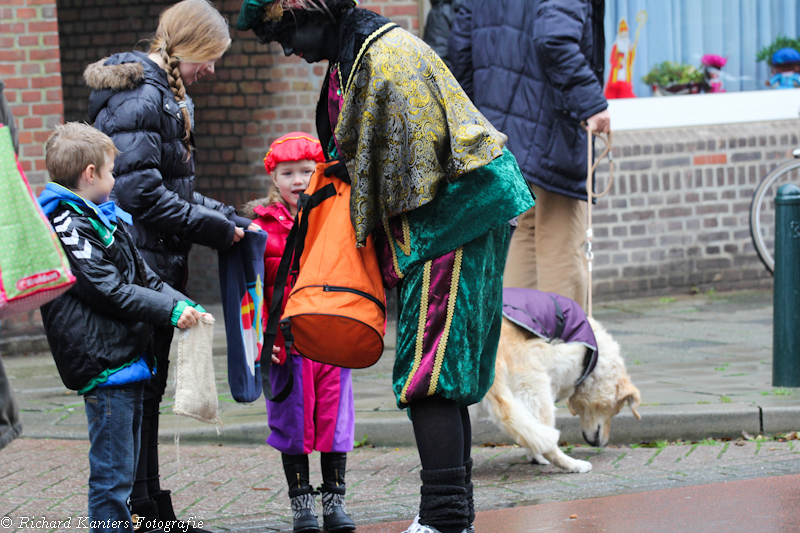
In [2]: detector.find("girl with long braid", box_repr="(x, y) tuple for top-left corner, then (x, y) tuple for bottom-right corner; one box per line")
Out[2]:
(84, 1), (259, 530)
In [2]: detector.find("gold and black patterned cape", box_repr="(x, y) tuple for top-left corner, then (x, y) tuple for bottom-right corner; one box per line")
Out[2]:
(324, 17), (535, 408)
(334, 24), (509, 247)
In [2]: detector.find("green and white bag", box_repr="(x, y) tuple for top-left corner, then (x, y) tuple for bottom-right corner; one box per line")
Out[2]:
(0, 124), (75, 318)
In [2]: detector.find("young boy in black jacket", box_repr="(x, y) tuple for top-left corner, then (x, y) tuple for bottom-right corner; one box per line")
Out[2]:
(38, 122), (210, 533)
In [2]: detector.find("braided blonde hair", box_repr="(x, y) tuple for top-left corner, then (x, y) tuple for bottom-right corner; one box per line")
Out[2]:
(149, 0), (231, 158)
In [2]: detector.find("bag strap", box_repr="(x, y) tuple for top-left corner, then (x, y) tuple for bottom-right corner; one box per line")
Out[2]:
(259, 183), (337, 402)
(290, 183), (337, 275)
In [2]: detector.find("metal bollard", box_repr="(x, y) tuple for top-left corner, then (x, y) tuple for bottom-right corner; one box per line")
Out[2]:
(773, 183), (800, 387)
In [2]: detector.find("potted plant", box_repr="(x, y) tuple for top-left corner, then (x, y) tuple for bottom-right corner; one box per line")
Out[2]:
(642, 61), (708, 96)
(757, 36), (800, 89)
(757, 35), (800, 66)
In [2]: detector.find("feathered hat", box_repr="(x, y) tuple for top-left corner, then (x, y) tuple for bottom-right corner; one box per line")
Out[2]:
(237, 0), (358, 32)
(263, 132), (325, 175)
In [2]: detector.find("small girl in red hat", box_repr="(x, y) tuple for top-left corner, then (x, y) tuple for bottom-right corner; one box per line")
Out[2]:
(242, 132), (356, 533)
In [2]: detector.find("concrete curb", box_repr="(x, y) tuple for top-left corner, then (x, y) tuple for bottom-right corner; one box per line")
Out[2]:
(19, 403), (793, 446)
(761, 405), (800, 434)
(17, 402), (798, 446)
(18, 402), (786, 447)
(11, 290), (800, 449)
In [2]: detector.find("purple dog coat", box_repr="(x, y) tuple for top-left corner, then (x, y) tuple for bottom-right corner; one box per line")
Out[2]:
(502, 288), (598, 386)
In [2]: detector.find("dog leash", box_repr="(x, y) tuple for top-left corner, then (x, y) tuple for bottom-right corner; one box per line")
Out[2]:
(584, 127), (614, 318)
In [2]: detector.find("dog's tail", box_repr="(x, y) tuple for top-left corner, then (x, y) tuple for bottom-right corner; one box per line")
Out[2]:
(484, 381), (561, 455)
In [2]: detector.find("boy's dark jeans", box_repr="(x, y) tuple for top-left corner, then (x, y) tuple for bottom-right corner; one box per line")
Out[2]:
(84, 383), (144, 533)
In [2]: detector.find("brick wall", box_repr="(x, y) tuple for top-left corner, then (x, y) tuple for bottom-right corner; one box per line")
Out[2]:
(0, 0), (63, 191)
(184, 120), (795, 306)
(589, 120), (798, 300)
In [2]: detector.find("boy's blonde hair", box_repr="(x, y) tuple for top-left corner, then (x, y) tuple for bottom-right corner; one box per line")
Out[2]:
(45, 123), (119, 190)
(149, 0), (231, 157)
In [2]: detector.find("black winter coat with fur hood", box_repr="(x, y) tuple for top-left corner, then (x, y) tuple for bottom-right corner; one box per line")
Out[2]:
(85, 51), (245, 291)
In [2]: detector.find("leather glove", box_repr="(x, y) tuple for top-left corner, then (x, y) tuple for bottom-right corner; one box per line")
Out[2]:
(323, 157), (351, 185)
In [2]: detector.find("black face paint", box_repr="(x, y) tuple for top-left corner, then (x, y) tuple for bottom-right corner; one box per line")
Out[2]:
(286, 20), (326, 63)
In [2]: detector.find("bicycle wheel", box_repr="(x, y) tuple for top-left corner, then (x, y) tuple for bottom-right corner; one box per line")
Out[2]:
(750, 157), (800, 274)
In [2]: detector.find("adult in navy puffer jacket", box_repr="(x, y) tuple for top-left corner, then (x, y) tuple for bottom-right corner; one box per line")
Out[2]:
(449, 0), (609, 307)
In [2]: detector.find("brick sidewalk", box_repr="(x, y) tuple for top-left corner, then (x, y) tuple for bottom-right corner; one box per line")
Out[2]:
(2, 438), (800, 532)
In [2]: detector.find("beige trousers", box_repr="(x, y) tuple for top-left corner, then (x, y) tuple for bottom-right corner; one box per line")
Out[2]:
(503, 184), (588, 309)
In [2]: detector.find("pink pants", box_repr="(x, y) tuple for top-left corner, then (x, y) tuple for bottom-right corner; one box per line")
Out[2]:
(265, 355), (355, 455)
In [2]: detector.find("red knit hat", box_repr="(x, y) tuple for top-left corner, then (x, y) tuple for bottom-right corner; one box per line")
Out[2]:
(263, 132), (325, 174)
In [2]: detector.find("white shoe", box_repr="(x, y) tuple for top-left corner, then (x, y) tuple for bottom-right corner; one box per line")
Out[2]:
(401, 517), (439, 533)
(402, 515), (472, 533)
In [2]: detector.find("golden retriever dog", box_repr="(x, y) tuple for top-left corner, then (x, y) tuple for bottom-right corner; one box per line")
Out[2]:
(479, 316), (641, 473)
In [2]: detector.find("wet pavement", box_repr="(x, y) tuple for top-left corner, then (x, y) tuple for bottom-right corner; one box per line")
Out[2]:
(361, 474), (800, 533)
(0, 439), (800, 533)
(1, 436), (799, 532)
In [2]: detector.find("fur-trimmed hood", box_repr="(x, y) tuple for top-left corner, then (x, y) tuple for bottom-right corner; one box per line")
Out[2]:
(85, 51), (183, 124)
(84, 58), (144, 92)
(241, 198), (273, 220)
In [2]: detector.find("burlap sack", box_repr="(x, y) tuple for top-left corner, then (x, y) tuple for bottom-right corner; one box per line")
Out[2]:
(174, 315), (219, 425)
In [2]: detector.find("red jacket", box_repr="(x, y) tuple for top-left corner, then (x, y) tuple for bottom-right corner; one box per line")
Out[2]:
(252, 201), (295, 364)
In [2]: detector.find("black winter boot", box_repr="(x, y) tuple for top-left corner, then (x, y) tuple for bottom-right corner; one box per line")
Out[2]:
(152, 490), (211, 533)
(319, 452), (356, 532)
(129, 498), (164, 533)
(463, 459), (474, 533)
(418, 466), (469, 533)
(283, 453), (321, 533)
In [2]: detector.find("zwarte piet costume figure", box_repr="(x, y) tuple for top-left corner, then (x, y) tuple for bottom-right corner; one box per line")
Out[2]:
(237, 2), (535, 532)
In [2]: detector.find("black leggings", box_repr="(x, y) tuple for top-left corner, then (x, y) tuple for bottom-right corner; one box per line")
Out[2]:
(409, 394), (471, 471)
(130, 326), (173, 504)
(130, 396), (161, 503)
